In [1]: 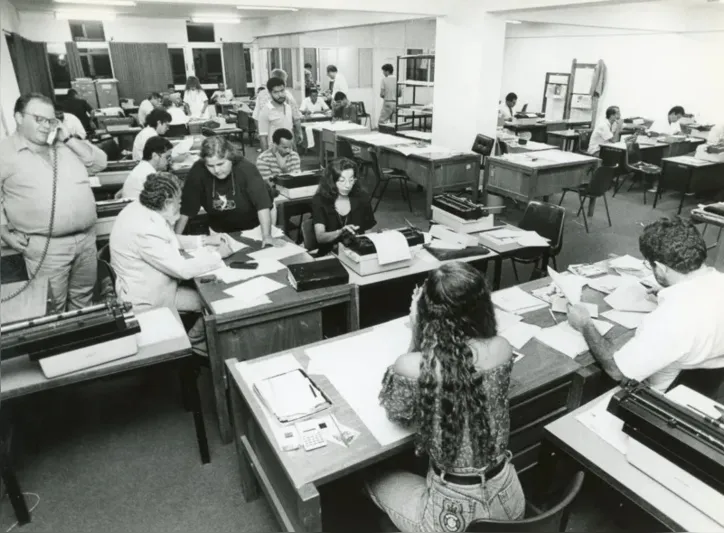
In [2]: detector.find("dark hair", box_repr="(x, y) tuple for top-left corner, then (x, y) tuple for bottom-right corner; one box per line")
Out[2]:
(139, 172), (182, 211)
(185, 76), (201, 91)
(606, 106), (620, 119)
(413, 261), (498, 468)
(327, 65), (338, 73)
(142, 136), (173, 161)
(161, 96), (173, 109)
(14, 93), (54, 114)
(382, 63), (394, 74)
(150, 92), (162, 100)
(309, 87), (319, 95)
(146, 109), (172, 128)
(272, 128), (293, 145)
(334, 91), (347, 102)
(639, 217), (706, 274)
(669, 106), (685, 117)
(304, 62), (312, 69)
(200, 135), (242, 163)
(67, 89), (79, 98)
(266, 77), (285, 92)
(317, 158), (359, 200)
(505, 92), (517, 102)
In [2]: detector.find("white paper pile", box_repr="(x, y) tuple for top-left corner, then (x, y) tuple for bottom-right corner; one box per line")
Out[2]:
(492, 287), (548, 314)
(240, 225), (285, 241)
(604, 283), (657, 313)
(535, 320), (613, 359)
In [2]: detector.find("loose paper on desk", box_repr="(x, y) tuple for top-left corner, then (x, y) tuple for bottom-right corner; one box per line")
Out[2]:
(604, 283), (657, 313)
(171, 137), (193, 157)
(249, 242), (306, 262)
(218, 232), (248, 253)
(550, 295), (598, 318)
(608, 254), (647, 272)
(575, 389), (628, 454)
(89, 176), (100, 188)
(535, 320), (613, 359)
(547, 267), (585, 305)
(211, 295), (272, 314)
(224, 276), (286, 301)
(492, 287), (548, 314)
(587, 274), (632, 294)
(208, 260), (285, 284)
(366, 231), (412, 265)
(500, 322), (541, 350)
(601, 309), (646, 330)
(495, 308), (523, 332)
(304, 319), (413, 446)
(239, 225), (284, 241)
(667, 385), (724, 420)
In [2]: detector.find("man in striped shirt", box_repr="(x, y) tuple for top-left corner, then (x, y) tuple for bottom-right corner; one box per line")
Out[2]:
(256, 128), (301, 227)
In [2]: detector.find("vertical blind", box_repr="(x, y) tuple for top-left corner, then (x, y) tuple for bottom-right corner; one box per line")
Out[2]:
(109, 42), (173, 104)
(222, 42), (247, 96)
(6, 33), (53, 98)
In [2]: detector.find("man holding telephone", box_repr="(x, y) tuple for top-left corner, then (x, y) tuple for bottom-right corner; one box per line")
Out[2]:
(0, 93), (108, 312)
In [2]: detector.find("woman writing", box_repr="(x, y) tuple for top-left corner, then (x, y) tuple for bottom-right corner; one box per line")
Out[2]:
(175, 136), (278, 247)
(366, 261), (525, 532)
(183, 76), (209, 119)
(311, 158), (376, 255)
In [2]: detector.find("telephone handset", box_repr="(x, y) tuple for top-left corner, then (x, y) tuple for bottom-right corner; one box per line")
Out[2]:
(1, 146), (59, 302)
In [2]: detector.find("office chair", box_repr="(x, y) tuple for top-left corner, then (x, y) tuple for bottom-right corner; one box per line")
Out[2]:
(369, 150), (413, 212)
(510, 201), (566, 281)
(337, 139), (372, 180)
(622, 142), (662, 205)
(558, 165), (617, 233)
(471, 134), (496, 166)
(466, 471), (585, 532)
(352, 102), (371, 126)
(301, 218), (326, 258)
(95, 244), (117, 302)
(576, 129), (592, 154)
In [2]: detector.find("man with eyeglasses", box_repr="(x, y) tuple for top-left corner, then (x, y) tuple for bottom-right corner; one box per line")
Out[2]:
(0, 93), (108, 312)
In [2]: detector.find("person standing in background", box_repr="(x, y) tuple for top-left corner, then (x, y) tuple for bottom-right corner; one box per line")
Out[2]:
(304, 62), (315, 97)
(379, 64), (399, 125)
(0, 93), (107, 313)
(184, 76), (209, 119)
(138, 92), (161, 129)
(252, 69), (300, 123)
(257, 77), (303, 150)
(62, 88), (94, 133)
(326, 65), (349, 104)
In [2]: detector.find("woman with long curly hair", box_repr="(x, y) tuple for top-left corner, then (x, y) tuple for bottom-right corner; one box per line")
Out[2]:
(366, 261), (525, 532)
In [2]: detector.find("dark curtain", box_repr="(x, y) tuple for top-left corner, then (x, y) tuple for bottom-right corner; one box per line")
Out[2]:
(65, 41), (84, 80)
(5, 33), (53, 97)
(222, 42), (247, 96)
(109, 42), (172, 104)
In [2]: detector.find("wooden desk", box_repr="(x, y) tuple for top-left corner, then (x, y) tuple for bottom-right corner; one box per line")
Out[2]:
(654, 156), (724, 215)
(395, 130), (432, 142)
(0, 279), (51, 323)
(477, 225), (551, 290)
(543, 393), (723, 532)
(397, 107), (433, 131)
(547, 130), (580, 152)
(195, 234), (360, 443)
(504, 120), (590, 144)
(227, 318), (582, 532)
(302, 121), (369, 165)
(503, 140), (559, 155)
(483, 150), (599, 204)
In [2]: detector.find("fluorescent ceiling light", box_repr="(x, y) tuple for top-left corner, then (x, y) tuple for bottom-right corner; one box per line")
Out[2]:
(191, 16), (241, 24)
(55, 9), (117, 20)
(506, 20), (522, 24)
(55, 0), (136, 6)
(236, 5), (298, 11)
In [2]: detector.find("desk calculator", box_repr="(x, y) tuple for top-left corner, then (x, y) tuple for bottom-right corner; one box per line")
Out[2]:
(296, 420), (327, 451)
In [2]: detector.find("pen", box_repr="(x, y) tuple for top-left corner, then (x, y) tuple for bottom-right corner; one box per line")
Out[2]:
(548, 309), (558, 324)
(687, 404), (724, 430)
(330, 414), (348, 448)
(309, 384), (318, 398)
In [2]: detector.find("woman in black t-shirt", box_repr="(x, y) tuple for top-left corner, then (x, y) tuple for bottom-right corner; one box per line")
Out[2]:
(175, 137), (276, 246)
(311, 158), (376, 256)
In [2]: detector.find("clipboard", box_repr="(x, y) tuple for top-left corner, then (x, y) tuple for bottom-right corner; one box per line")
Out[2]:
(253, 368), (332, 424)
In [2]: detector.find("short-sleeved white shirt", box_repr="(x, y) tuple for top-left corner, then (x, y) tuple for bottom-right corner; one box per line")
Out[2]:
(650, 118), (682, 136)
(613, 267), (724, 391)
(588, 120), (614, 155)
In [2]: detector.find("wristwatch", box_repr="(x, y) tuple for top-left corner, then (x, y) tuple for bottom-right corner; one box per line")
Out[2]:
(63, 134), (79, 143)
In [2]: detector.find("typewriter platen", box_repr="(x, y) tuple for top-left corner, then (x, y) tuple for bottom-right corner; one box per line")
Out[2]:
(431, 194), (501, 233)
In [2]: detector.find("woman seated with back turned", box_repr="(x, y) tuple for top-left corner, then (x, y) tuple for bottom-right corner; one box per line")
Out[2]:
(311, 157), (376, 256)
(366, 261), (525, 532)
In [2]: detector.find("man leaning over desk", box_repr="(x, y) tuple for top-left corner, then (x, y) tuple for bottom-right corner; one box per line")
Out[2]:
(588, 105), (623, 157)
(568, 217), (724, 393)
(0, 93), (107, 313)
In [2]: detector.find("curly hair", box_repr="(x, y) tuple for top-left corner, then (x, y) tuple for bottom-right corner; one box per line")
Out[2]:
(139, 172), (182, 211)
(200, 136), (243, 163)
(639, 217), (706, 274)
(412, 262), (498, 469)
(185, 76), (202, 91)
(316, 158), (361, 201)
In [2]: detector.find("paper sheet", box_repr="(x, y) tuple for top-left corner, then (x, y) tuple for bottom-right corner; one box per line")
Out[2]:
(568, 263), (607, 278)
(365, 231), (412, 265)
(500, 322), (541, 350)
(495, 309), (524, 332)
(484, 228), (549, 248)
(604, 283), (657, 313)
(224, 275), (286, 301)
(305, 125), (316, 148)
(587, 274), (632, 294)
(550, 295), (598, 317)
(492, 287), (548, 314)
(601, 309), (646, 330)
(547, 267), (586, 305)
(239, 225), (285, 241)
(667, 385), (724, 419)
(208, 260), (285, 284)
(172, 137), (194, 157)
(211, 296), (272, 314)
(535, 320), (613, 358)
(608, 255), (647, 272)
(249, 242), (306, 262)
(219, 232), (248, 253)
(575, 390), (628, 454)
(89, 176), (101, 188)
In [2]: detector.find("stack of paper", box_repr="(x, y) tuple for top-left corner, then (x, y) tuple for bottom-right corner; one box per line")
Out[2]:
(568, 263), (607, 277)
(587, 274), (633, 294)
(492, 287), (548, 314)
(366, 231), (412, 265)
(604, 283), (657, 313)
(240, 225), (285, 241)
(608, 255), (648, 276)
(547, 267), (586, 305)
(249, 242), (306, 261)
(483, 229), (549, 248)
(220, 276), (286, 313)
(257, 369), (327, 422)
(535, 320), (613, 359)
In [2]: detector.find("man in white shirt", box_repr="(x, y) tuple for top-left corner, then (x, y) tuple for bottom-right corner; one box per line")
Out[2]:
(58, 110), (87, 139)
(210, 81), (233, 104)
(588, 105), (623, 156)
(299, 88), (330, 116)
(163, 95), (189, 126)
(138, 92), (161, 127)
(132, 108), (171, 161)
(498, 92), (518, 121)
(568, 217), (724, 392)
(257, 77), (303, 151)
(696, 121), (724, 162)
(649, 106), (685, 136)
(326, 65), (349, 102)
(117, 136), (172, 200)
(252, 69), (300, 122)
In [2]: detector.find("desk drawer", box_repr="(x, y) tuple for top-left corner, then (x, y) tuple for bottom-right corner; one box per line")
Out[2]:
(510, 381), (572, 430)
(511, 443), (541, 475)
(509, 406), (568, 453)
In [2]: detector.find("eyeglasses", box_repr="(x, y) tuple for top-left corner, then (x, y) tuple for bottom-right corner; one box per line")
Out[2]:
(23, 112), (59, 128)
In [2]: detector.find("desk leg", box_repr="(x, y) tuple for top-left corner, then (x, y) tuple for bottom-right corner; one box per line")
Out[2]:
(425, 163), (435, 219)
(678, 168), (693, 216)
(493, 257), (503, 290)
(0, 465), (30, 526)
(204, 314), (233, 444)
(347, 285), (360, 332)
(181, 360), (211, 464)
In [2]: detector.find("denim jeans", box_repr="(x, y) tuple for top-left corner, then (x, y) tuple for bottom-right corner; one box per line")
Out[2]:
(366, 453), (525, 532)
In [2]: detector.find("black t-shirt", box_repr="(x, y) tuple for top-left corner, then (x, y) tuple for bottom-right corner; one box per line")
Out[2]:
(311, 192), (376, 255)
(181, 158), (273, 233)
(62, 98), (93, 131)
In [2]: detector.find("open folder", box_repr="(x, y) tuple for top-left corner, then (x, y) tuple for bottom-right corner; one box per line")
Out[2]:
(253, 368), (331, 424)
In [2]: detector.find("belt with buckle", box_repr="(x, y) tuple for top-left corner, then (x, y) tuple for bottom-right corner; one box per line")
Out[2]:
(433, 457), (506, 485)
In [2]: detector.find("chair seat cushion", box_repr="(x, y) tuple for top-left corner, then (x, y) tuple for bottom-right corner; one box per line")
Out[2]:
(630, 162), (661, 174)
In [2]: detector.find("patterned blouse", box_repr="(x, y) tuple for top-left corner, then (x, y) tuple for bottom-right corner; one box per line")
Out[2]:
(379, 360), (513, 475)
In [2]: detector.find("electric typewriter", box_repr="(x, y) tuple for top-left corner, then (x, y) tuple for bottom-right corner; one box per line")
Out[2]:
(431, 194), (501, 233)
(95, 198), (133, 238)
(608, 381), (724, 506)
(273, 170), (323, 199)
(337, 228), (424, 276)
(0, 299), (141, 378)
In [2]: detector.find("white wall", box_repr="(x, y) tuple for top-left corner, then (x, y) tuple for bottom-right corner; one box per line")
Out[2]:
(502, 20), (724, 124)
(1, 0), (21, 139)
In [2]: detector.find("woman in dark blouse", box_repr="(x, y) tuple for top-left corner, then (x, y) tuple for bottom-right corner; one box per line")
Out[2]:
(311, 157), (376, 256)
(366, 262), (524, 532)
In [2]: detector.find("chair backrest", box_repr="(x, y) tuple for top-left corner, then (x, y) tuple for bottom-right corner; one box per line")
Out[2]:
(337, 139), (356, 160)
(519, 201), (566, 255)
(166, 124), (189, 138)
(667, 141), (692, 158)
(577, 129), (592, 153)
(466, 471), (585, 532)
(498, 140), (509, 155)
(471, 134), (495, 157)
(586, 165), (617, 196)
(626, 142), (642, 166)
(95, 244), (117, 301)
(322, 129), (337, 166)
(351, 101), (365, 116)
(301, 218), (319, 251)
(95, 137), (122, 161)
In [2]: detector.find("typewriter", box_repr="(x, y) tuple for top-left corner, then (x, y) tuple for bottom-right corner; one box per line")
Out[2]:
(273, 170), (323, 199)
(431, 194), (500, 233)
(337, 228), (424, 276)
